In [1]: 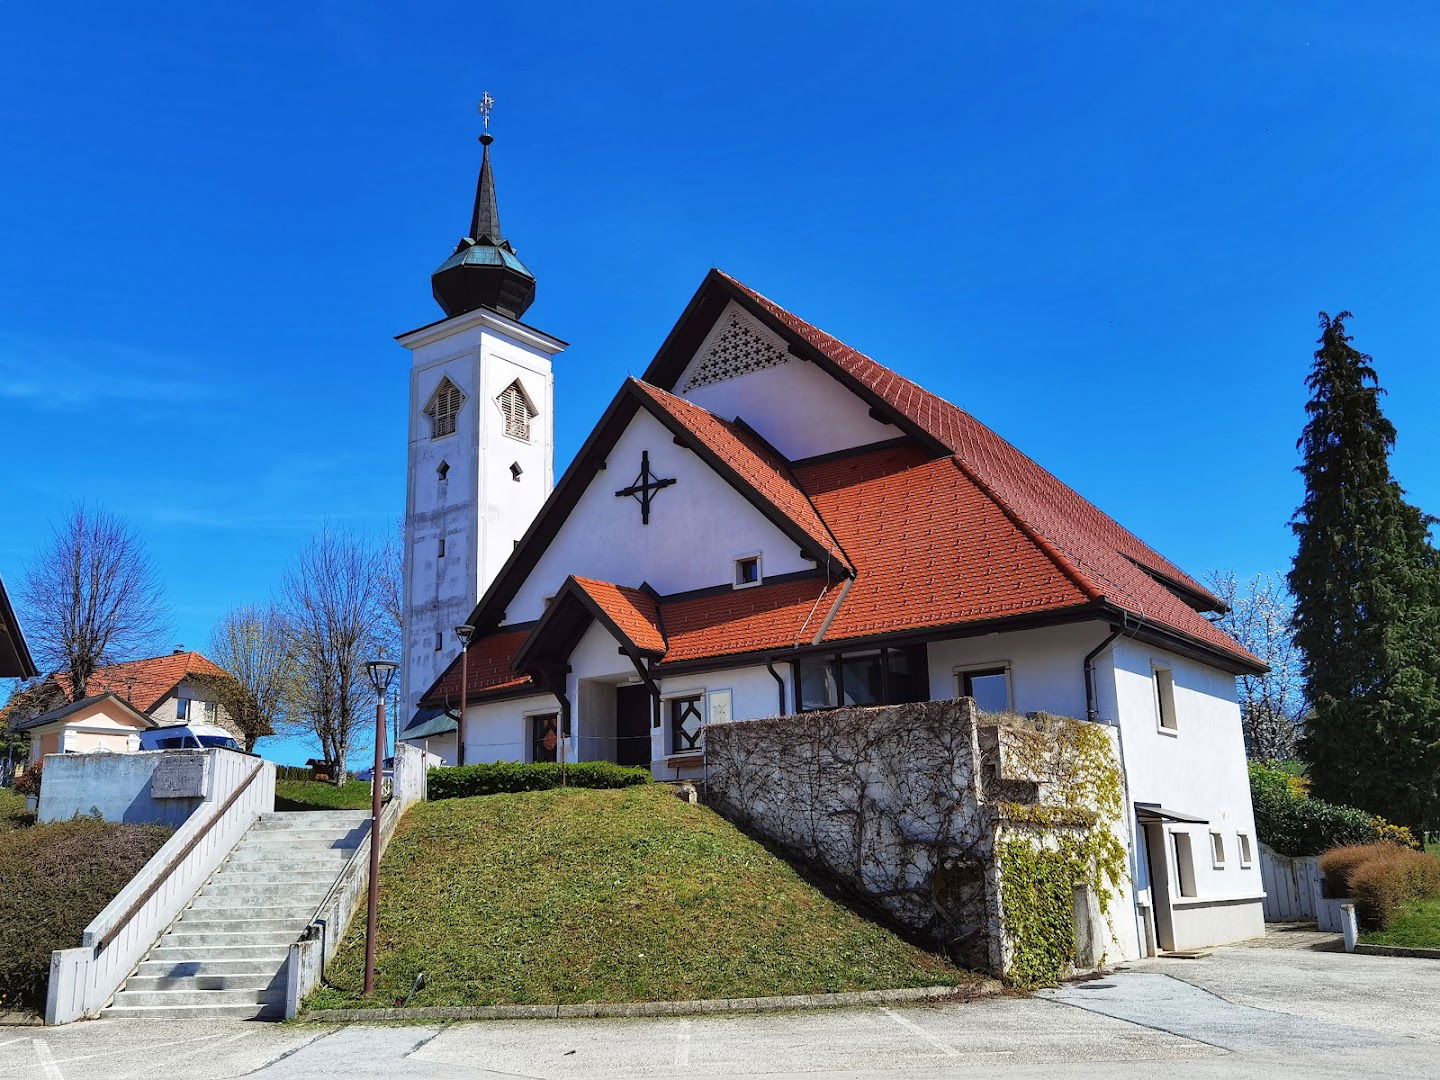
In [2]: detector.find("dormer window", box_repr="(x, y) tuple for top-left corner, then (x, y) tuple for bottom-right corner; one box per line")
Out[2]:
(497, 380), (537, 442)
(733, 554), (762, 589)
(425, 377), (465, 439)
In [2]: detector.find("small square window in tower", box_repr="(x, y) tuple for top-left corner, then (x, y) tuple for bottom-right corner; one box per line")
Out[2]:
(497, 380), (537, 442)
(424, 378), (465, 439)
(733, 554), (761, 588)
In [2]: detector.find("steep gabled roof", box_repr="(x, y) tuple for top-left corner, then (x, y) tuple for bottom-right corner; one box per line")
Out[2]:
(52, 651), (232, 714)
(513, 576), (666, 677)
(466, 378), (853, 633)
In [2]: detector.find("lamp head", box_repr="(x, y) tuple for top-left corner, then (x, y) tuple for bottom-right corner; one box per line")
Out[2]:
(367, 659), (399, 695)
(455, 623), (476, 645)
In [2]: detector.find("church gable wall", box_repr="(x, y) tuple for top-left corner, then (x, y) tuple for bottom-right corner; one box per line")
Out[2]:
(675, 302), (896, 460)
(507, 410), (813, 624)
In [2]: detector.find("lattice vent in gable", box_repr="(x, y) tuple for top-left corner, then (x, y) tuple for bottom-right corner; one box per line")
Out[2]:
(681, 307), (791, 392)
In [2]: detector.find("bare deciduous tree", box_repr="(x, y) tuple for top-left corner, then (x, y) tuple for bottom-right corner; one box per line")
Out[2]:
(21, 506), (169, 699)
(1208, 570), (1306, 762)
(282, 528), (388, 780)
(208, 604), (294, 753)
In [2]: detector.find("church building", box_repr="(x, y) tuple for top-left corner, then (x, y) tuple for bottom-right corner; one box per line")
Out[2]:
(398, 123), (1268, 960)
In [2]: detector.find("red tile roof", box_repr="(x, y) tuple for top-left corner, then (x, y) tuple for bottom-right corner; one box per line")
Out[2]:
(571, 577), (667, 654)
(630, 380), (850, 570)
(424, 628), (534, 706)
(52, 652), (231, 714)
(716, 270), (1224, 611)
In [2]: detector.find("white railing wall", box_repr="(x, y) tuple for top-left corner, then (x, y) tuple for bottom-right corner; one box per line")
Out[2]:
(46, 751), (275, 1024)
(283, 742), (426, 1018)
(1258, 843), (1323, 922)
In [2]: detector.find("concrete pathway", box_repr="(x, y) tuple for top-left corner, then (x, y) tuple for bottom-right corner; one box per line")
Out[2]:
(0, 942), (1435, 1079)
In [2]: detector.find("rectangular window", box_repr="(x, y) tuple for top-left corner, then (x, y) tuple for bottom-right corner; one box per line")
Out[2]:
(434, 632), (443, 652)
(1154, 666), (1178, 732)
(1210, 830), (1226, 869)
(795, 645), (930, 712)
(960, 666), (1011, 714)
(176, 697), (189, 721)
(670, 695), (704, 754)
(1172, 831), (1197, 897)
(733, 554), (762, 588)
(438, 537), (446, 558)
(1238, 833), (1254, 868)
(531, 713), (558, 763)
(204, 701), (218, 722)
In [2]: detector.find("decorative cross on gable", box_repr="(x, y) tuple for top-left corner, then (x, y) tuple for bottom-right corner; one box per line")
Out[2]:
(614, 450), (676, 525)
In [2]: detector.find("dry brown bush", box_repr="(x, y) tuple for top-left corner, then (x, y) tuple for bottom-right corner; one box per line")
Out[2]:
(1322, 842), (1440, 928)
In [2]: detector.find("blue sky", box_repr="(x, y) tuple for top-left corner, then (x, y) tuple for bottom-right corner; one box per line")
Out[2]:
(4, 2), (1439, 764)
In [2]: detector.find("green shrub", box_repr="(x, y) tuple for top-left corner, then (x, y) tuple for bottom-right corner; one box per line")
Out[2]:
(1248, 762), (1376, 857)
(0, 817), (171, 1012)
(428, 762), (651, 800)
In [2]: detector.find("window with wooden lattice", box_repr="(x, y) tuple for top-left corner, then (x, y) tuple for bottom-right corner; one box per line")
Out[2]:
(424, 377), (465, 439)
(497, 380), (536, 442)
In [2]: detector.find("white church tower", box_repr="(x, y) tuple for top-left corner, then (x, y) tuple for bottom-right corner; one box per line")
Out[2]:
(398, 112), (566, 742)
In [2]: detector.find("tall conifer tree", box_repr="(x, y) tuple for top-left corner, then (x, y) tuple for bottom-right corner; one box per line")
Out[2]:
(1289, 312), (1440, 830)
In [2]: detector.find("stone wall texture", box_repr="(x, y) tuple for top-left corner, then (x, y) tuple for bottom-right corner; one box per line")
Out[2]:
(704, 699), (1120, 975)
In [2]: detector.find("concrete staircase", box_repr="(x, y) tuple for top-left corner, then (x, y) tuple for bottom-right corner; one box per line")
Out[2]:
(104, 810), (370, 1020)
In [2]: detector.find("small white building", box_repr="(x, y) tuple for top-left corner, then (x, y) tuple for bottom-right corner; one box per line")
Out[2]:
(398, 138), (1267, 959)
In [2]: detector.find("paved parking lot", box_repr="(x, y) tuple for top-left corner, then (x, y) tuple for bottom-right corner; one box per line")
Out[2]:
(1, 940), (1436, 1079)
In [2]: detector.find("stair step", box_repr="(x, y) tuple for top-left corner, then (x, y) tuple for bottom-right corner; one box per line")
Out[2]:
(179, 905), (315, 923)
(148, 944), (291, 962)
(170, 917), (312, 935)
(228, 843), (358, 859)
(159, 930), (300, 947)
(110, 996), (282, 1013)
(123, 973), (280, 992)
(137, 957), (286, 978)
(212, 869), (343, 884)
(104, 1002), (282, 1020)
(188, 886), (330, 905)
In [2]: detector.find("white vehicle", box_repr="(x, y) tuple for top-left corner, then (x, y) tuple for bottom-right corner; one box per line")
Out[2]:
(137, 723), (242, 752)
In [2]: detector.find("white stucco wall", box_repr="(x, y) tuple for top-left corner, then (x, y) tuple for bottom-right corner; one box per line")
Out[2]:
(399, 308), (565, 724)
(925, 622), (1109, 719)
(507, 409), (813, 625)
(674, 301), (897, 461)
(1099, 638), (1265, 952)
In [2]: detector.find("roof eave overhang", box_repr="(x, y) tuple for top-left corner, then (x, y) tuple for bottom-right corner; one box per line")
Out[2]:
(512, 577), (665, 676)
(0, 579), (36, 680)
(396, 303), (569, 355)
(1094, 602), (1267, 677)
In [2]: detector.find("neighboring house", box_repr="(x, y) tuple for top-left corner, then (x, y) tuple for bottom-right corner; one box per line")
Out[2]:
(6, 650), (243, 744)
(13, 693), (155, 764)
(0, 576), (36, 680)
(398, 139), (1267, 957)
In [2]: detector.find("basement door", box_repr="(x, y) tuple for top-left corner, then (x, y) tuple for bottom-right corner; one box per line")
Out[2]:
(615, 685), (652, 767)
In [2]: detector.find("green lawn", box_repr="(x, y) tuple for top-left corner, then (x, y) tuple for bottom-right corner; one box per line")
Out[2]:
(1361, 897), (1440, 950)
(0, 788), (32, 831)
(306, 785), (973, 1011)
(274, 779), (374, 812)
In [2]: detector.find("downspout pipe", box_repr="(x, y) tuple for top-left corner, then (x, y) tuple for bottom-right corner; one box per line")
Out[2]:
(1083, 625), (1125, 724)
(764, 656), (787, 715)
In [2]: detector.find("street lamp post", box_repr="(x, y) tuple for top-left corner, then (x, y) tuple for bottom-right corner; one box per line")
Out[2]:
(363, 659), (398, 998)
(455, 624), (475, 766)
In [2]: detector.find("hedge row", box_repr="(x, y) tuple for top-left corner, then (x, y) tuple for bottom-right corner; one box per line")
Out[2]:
(1319, 842), (1440, 928)
(427, 761), (652, 800)
(1248, 762), (1381, 857)
(0, 818), (172, 1012)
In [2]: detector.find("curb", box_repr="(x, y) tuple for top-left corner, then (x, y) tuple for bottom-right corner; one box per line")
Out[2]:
(1353, 943), (1440, 960)
(300, 981), (1003, 1023)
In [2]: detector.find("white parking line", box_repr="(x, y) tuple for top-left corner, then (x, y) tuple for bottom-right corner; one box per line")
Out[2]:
(0, 1035), (224, 1075)
(879, 1007), (959, 1057)
(674, 1019), (692, 1066)
(30, 1040), (63, 1080)
(110, 1032), (252, 1080)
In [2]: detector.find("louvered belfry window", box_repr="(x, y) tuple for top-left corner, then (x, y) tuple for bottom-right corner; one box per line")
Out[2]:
(497, 380), (534, 442)
(425, 377), (465, 439)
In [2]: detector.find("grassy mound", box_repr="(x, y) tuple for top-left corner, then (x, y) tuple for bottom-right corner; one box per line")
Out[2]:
(275, 779), (373, 811)
(0, 817), (171, 1012)
(307, 785), (971, 1010)
(1362, 897), (1440, 949)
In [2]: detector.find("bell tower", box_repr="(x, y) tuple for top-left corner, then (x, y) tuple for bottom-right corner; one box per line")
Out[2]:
(398, 100), (566, 745)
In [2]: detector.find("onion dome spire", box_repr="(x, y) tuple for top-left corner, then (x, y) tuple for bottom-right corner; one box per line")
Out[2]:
(432, 94), (537, 321)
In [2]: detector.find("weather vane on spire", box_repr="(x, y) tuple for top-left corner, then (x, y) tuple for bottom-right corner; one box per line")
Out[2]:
(477, 92), (495, 133)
